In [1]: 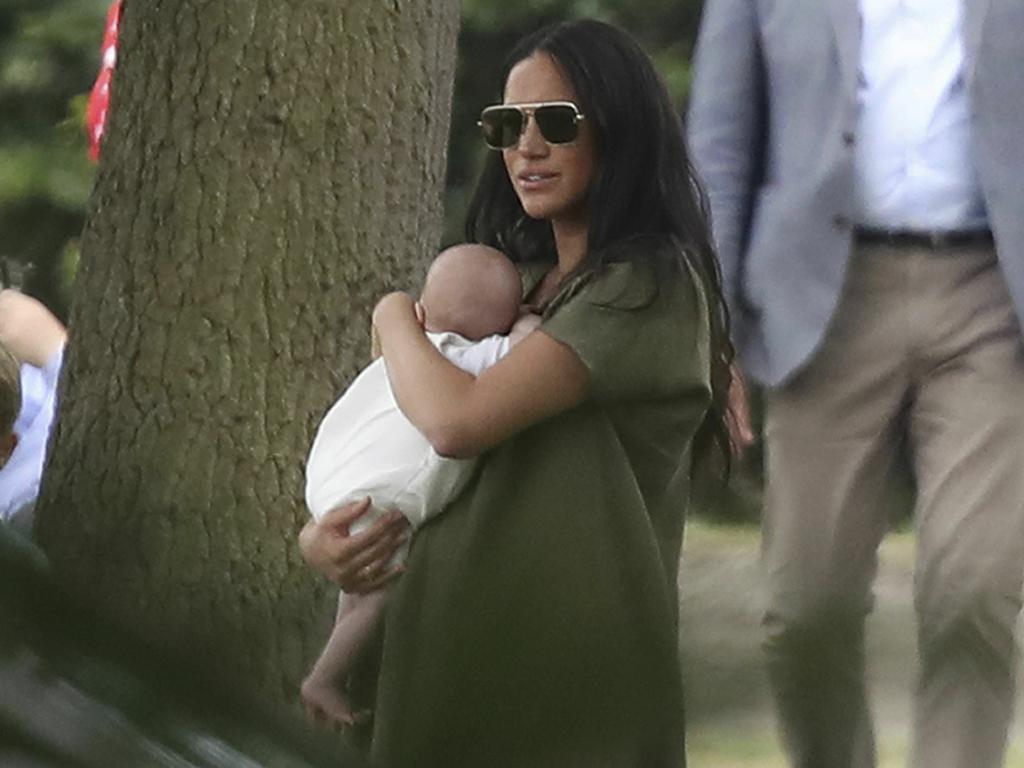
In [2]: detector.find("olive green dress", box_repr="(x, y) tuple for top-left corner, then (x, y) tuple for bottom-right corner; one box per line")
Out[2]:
(371, 257), (712, 768)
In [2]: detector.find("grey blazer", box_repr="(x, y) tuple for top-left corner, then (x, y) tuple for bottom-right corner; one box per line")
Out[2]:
(687, 0), (1024, 386)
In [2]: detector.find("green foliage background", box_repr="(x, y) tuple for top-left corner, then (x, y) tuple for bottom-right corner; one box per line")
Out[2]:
(0, 0), (108, 320)
(0, 0), (705, 318)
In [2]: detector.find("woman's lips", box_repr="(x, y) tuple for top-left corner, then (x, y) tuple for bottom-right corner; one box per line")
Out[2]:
(517, 171), (559, 192)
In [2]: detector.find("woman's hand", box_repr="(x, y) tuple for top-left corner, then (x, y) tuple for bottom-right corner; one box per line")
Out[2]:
(372, 292), (419, 335)
(299, 499), (410, 593)
(371, 292), (424, 363)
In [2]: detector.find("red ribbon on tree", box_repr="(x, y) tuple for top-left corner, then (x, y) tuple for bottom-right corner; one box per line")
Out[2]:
(85, 0), (123, 162)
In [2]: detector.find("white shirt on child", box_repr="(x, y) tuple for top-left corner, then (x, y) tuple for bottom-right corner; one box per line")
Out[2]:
(305, 332), (511, 539)
(0, 345), (63, 533)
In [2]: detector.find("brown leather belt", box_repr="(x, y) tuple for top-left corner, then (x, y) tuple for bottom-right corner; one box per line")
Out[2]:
(855, 227), (994, 250)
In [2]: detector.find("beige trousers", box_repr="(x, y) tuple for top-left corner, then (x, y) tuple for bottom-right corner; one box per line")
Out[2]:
(762, 241), (1024, 768)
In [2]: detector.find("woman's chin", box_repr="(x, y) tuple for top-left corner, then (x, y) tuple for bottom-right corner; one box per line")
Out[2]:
(517, 199), (552, 220)
(519, 201), (573, 222)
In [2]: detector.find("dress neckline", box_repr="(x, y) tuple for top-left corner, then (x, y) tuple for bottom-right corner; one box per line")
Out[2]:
(520, 262), (567, 314)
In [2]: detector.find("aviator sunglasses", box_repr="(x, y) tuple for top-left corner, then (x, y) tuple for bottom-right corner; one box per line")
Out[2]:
(478, 101), (586, 150)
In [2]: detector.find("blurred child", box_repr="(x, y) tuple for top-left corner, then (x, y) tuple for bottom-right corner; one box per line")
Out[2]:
(0, 345), (21, 471)
(0, 291), (67, 536)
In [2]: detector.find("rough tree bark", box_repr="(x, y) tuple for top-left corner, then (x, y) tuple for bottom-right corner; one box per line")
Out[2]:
(35, 0), (459, 706)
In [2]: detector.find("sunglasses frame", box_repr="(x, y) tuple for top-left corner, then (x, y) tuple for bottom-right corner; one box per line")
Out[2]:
(477, 101), (586, 151)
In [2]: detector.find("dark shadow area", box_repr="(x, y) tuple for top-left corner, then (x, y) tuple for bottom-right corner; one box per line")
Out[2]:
(0, 523), (366, 767)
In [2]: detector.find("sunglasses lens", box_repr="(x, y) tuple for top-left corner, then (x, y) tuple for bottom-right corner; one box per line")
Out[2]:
(480, 108), (523, 149)
(535, 105), (579, 144)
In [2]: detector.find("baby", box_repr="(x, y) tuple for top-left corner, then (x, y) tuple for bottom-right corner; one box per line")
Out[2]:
(301, 243), (539, 726)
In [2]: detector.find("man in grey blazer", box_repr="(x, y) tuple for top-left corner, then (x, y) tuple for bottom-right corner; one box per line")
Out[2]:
(688, 2), (1024, 767)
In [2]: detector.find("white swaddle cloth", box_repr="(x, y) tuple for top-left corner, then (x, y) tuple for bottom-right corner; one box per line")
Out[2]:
(305, 332), (511, 550)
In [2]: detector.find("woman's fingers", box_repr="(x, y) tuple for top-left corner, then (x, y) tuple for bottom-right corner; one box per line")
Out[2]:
(299, 498), (409, 589)
(320, 497), (373, 533)
(299, 499), (374, 578)
(343, 561), (405, 595)
(356, 507), (406, 540)
(343, 529), (405, 576)
(338, 523), (408, 592)
(359, 564), (406, 593)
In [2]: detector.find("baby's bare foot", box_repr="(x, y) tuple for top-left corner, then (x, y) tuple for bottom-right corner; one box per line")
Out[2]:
(301, 675), (359, 728)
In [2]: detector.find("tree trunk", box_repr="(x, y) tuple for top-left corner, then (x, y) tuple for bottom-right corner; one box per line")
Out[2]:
(35, 0), (459, 706)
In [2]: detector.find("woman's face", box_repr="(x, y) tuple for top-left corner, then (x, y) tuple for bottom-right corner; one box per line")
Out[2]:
(502, 53), (596, 228)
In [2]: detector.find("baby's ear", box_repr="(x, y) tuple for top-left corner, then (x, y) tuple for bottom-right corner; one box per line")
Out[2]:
(414, 301), (427, 327)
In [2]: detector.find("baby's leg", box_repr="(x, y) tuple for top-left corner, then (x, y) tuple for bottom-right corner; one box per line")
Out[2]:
(301, 588), (389, 727)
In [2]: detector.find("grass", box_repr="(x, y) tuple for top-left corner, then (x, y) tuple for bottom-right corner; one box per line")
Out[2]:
(679, 520), (1024, 767)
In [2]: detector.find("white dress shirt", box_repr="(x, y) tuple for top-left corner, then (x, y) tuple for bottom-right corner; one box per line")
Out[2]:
(853, 0), (988, 231)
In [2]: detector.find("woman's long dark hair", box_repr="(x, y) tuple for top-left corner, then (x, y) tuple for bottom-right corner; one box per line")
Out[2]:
(465, 19), (735, 473)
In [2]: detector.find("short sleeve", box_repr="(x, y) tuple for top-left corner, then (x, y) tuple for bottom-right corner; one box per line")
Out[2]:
(539, 261), (711, 403)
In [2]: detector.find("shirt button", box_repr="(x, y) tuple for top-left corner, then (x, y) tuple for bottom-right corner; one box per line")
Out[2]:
(833, 214), (851, 230)
(842, 131), (856, 146)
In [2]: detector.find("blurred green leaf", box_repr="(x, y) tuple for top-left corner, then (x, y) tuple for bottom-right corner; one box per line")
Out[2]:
(0, 144), (93, 207)
(0, 0), (711, 325)
(0, 0), (106, 315)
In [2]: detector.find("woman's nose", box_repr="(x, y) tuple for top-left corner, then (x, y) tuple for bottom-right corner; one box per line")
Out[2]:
(517, 115), (549, 156)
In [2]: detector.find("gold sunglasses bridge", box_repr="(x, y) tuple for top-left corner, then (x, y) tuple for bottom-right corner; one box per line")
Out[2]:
(477, 101), (586, 150)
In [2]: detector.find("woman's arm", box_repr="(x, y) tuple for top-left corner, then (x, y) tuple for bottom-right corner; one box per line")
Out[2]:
(372, 292), (589, 459)
(507, 311), (542, 346)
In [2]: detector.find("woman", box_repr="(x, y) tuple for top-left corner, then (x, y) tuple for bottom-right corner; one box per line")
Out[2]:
(301, 19), (733, 766)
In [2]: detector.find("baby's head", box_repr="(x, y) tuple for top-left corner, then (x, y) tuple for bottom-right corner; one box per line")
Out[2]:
(419, 244), (521, 340)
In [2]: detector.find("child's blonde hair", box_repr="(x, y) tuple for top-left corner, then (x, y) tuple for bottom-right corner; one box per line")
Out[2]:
(0, 343), (21, 437)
